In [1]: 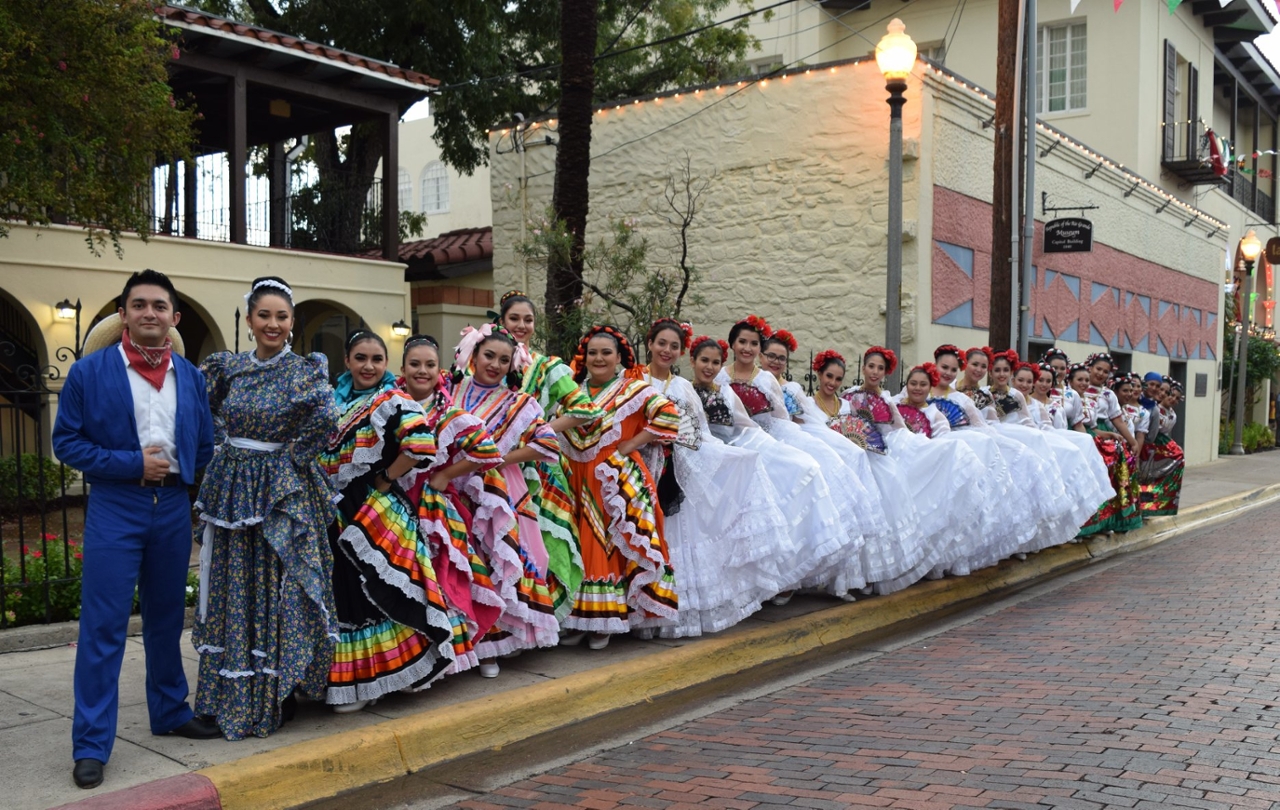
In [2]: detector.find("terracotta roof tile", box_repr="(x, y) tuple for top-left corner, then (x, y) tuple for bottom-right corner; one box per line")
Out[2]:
(161, 5), (438, 88)
(399, 227), (493, 265)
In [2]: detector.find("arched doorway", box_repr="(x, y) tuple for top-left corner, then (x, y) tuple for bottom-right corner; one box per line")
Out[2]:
(0, 288), (47, 456)
(294, 299), (364, 382)
(89, 289), (224, 364)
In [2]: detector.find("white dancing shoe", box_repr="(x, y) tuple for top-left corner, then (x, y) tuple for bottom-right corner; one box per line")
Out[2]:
(558, 631), (588, 647)
(478, 661), (500, 678)
(587, 633), (611, 650)
(332, 698), (377, 714)
(770, 590), (795, 606)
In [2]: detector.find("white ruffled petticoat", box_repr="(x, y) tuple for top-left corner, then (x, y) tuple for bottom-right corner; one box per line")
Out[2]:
(639, 375), (795, 638)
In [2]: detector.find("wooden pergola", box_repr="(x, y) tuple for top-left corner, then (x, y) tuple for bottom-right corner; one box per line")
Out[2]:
(160, 5), (437, 260)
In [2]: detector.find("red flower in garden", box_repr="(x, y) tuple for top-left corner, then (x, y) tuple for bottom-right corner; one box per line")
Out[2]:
(30, 550), (42, 559)
(74, 553), (83, 561)
(42, 533), (57, 541)
(20, 545), (28, 555)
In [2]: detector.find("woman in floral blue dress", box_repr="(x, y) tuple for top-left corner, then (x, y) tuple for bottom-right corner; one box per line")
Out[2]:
(193, 277), (339, 740)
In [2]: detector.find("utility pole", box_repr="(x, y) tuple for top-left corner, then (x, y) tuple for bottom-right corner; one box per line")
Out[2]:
(990, 0), (1022, 351)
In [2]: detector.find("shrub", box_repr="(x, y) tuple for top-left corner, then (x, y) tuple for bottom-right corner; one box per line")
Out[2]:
(1218, 421), (1276, 454)
(0, 454), (79, 513)
(1, 534), (84, 625)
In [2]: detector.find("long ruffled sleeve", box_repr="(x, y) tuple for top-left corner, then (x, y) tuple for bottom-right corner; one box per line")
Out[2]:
(755, 371), (791, 420)
(434, 407), (503, 470)
(948, 391), (991, 428)
(642, 388), (680, 440)
(200, 351), (233, 447)
(514, 397), (560, 464)
(290, 353), (339, 463)
(540, 355), (605, 422)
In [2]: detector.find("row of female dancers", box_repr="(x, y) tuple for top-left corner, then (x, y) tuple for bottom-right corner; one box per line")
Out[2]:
(190, 280), (1187, 742)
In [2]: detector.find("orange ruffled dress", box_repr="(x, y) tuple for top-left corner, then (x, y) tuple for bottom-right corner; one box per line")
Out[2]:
(559, 375), (680, 634)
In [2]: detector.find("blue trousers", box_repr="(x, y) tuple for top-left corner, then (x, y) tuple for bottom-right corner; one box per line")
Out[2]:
(73, 484), (194, 762)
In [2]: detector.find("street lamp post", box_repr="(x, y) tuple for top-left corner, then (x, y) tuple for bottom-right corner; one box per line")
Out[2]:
(1230, 229), (1262, 456)
(876, 20), (916, 391)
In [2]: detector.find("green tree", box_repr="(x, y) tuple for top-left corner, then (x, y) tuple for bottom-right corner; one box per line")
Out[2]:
(0, 0), (196, 254)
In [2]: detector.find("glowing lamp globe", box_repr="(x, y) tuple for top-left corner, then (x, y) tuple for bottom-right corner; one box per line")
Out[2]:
(876, 19), (917, 82)
(1241, 230), (1262, 262)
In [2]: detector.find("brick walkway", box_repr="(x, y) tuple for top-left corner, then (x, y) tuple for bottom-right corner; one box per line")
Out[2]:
(450, 503), (1280, 810)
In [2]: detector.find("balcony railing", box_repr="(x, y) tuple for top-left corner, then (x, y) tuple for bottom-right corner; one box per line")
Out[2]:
(150, 154), (388, 256)
(1229, 172), (1275, 224)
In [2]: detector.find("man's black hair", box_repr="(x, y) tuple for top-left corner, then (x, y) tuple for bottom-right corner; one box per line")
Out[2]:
(119, 269), (178, 309)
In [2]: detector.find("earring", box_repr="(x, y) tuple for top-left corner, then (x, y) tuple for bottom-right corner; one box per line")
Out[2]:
(247, 330), (255, 343)
(288, 330), (295, 343)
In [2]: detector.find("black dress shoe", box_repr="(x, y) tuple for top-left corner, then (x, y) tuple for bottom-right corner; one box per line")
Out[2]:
(281, 693), (297, 725)
(73, 758), (104, 789)
(167, 715), (222, 739)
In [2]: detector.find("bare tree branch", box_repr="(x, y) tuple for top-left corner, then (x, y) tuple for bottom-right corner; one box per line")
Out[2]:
(583, 279), (638, 318)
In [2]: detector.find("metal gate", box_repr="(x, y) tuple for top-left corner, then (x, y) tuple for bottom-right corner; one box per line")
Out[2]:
(1, 318), (86, 628)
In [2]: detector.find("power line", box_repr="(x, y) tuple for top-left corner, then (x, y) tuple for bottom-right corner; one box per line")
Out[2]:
(524, 0), (926, 179)
(436, 0), (801, 93)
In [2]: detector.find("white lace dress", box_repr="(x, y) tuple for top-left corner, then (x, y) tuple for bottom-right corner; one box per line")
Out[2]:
(708, 371), (858, 595)
(982, 387), (1110, 551)
(718, 369), (874, 595)
(637, 373), (793, 638)
(926, 391), (1038, 570)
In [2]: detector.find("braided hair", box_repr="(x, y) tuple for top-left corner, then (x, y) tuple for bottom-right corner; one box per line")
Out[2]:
(572, 325), (637, 383)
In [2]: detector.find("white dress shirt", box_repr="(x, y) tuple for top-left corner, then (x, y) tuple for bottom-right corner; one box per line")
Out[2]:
(118, 344), (180, 477)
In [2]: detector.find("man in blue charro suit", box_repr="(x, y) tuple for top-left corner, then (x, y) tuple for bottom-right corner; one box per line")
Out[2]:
(52, 269), (219, 790)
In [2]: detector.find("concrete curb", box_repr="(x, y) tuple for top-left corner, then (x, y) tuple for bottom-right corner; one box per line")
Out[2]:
(55, 482), (1280, 810)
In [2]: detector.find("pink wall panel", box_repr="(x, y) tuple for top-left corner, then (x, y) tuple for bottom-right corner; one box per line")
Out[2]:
(931, 186), (1220, 359)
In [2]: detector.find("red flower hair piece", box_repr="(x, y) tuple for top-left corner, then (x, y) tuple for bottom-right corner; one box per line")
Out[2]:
(772, 329), (799, 353)
(909, 362), (941, 389)
(1015, 361), (1040, 380)
(647, 317), (694, 351)
(991, 349), (1020, 370)
(933, 344), (963, 365)
(741, 314), (773, 339)
(813, 348), (845, 372)
(864, 345), (898, 375)
(691, 335), (728, 362)
(965, 346), (994, 367)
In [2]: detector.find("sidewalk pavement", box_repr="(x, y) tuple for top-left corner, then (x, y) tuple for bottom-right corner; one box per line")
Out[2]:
(1, 452), (1277, 810)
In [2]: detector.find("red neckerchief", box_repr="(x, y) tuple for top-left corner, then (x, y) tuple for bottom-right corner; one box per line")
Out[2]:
(121, 327), (172, 391)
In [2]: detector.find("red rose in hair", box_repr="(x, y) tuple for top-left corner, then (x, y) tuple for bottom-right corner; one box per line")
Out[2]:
(813, 348), (845, 372)
(772, 329), (799, 353)
(965, 346), (994, 367)
(911, 362), (941, 388)
(742, 314), (773, 339)
(717, 339), (731, 361)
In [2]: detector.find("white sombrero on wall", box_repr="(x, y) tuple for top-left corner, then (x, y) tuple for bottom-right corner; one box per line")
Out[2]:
(81, 313), (186, 357)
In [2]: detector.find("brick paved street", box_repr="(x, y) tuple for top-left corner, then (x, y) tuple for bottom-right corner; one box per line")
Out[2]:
(449, 503), (1280, 810)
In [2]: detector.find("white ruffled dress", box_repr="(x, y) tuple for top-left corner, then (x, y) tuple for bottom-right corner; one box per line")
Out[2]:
(706, 373), (854, 595)
(717, 369), (870, 596)
(638, 373), (794, 637)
